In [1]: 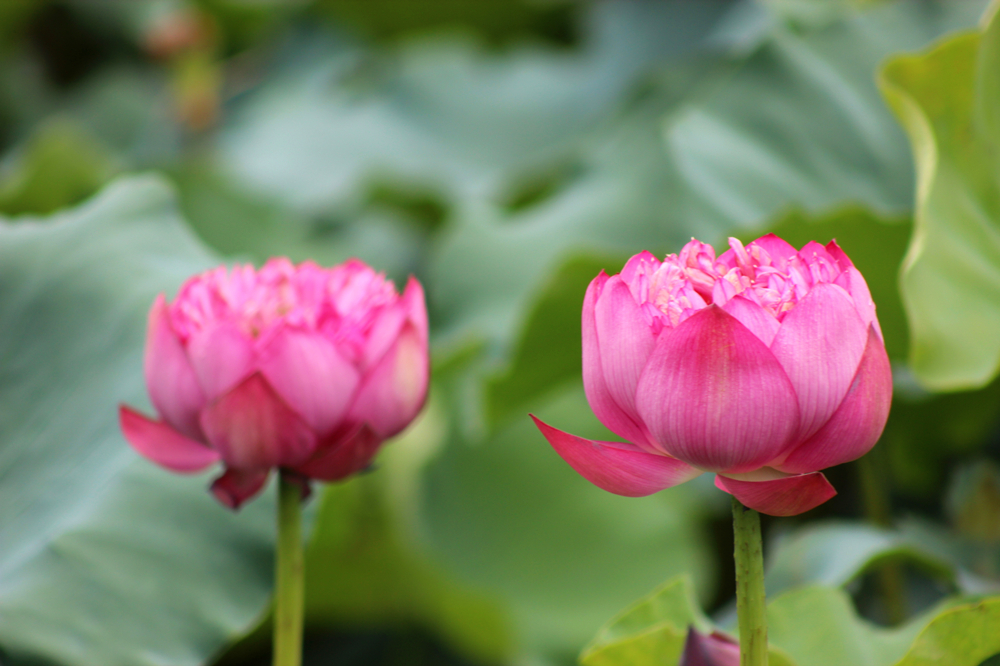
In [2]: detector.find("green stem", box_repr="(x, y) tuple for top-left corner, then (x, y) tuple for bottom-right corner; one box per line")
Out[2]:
(274, 474), (304, 666)
(733, 497), (768, 666)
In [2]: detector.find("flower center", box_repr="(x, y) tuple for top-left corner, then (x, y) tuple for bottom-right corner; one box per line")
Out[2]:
(626, 237), (844, 332)
(168, 258), (398, 354)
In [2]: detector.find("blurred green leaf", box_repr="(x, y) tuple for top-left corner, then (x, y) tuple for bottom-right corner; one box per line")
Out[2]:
(767, 586), (963, 666)
(895, 597), (1000, 666)
(0, 119), (117, 215)
(170, 161), (426, 284)
(666, 0), (986, 234)
(484, 253), (623, 427)
(764, 522), (957, 598)
(880, 1), (1000, 390)
(0, 176), (276, 665)
(880, 375), (1000, 498)
(217, 399), (514, 666)
(218, 2), (743, 214)
(314, 0), (574, 46)
(418, 384), (718, 659)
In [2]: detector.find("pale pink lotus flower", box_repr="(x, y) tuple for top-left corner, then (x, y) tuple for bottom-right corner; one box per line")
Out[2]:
(532, 235), (892, 516)
(120, 258), (429, 509)
(680, 627), (740, 666)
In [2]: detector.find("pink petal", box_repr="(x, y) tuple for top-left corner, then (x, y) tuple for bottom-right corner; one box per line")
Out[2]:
(776, 326), (892, 474)
(770, 283), (868, 439)
(634, 306), (800, 473)
(593, 275), (658, 423)
(531, 415), (701, 497)
(144, 295), (206, 439)
(582, 274), (658, 451)
(199, 373), (318, 469)
(722, 296), (781, 348)
(185, 322), (255, 401)
(258, 326), (360, 436)
(293, 424), (383, 481)
(210, 468), (270, 510)
(834, 266), (882, 341)
(119, 405), (220, 472)
(715, 472), (836, 516)
(349, 321), (429, 439)
(749, 234), (799, 266)
(357, 277), (427, 373)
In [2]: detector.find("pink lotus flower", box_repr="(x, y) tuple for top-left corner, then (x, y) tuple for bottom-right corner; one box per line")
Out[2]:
(532, 235), (891, 516)
(120, 258), (429, 509)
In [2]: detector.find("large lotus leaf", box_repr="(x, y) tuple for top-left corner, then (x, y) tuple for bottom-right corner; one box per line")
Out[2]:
(418, 383), (718, 659)
(167, 161), (424, 282)
(895, 597), (1000, 666)
(578, 576), (796, 666)
(665, 0), (987, 234)
(576, 578), (995, 666)
(763, 522), (959, 599)
(0, 176), (277, 666)
(767, 586), (968, 666)
(217, 1), (748, 215)
(880, 2), (1000, 389)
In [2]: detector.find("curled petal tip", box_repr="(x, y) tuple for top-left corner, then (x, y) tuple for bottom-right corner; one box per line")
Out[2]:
(119, 405), (220, 473)
(531, 415), (700, 497)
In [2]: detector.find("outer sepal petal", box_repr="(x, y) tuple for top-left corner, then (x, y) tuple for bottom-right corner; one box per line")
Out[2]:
(119, 405), (220, 472)
(531, 415), (701, 497)
(776, 325), (892, 474)
(714, 472), (836, 516)
(635, 306), (800, 472)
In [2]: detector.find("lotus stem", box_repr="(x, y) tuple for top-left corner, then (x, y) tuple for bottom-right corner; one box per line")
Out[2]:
(733, 497), (768, 666)
(274, 474), (304, 666)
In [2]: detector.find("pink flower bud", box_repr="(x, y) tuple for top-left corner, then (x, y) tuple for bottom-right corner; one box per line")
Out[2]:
(532, 234), (892, 516)
(680, 628), (740, 666)
(120, 258), (429, 509)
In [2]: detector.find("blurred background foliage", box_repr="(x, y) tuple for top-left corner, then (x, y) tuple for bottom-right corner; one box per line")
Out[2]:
(3, 0), (1000, 665)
